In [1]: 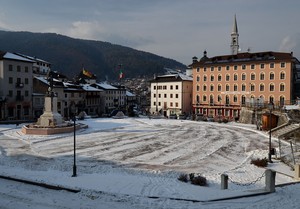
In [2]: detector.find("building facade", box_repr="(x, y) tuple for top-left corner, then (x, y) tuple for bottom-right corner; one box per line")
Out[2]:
(150, 74), (193, 117)
(0, 52), (35, 121)
(190, 51), (300, 118)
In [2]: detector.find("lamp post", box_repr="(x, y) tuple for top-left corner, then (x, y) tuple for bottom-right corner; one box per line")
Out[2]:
(71, 104), (77, 177)
(268, 102), (274, 163)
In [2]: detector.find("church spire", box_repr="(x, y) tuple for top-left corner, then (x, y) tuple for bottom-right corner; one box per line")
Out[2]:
(231, 14), (239, 55)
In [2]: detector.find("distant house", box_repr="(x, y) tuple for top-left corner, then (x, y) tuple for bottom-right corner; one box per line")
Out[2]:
(149, 73), (193, 117)
(91, 82), (126, 114)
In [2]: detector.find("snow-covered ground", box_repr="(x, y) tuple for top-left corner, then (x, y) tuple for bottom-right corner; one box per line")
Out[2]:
(0, 118), (299, 209)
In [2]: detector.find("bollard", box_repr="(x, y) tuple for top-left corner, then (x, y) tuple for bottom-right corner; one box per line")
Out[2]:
(221, 174), (228, 190)
(265, 169), (276, 192)
(294, 164), (300, 180)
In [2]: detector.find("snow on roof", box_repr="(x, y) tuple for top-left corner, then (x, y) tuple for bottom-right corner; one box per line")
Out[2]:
(126, 91), (135, 97)
(156, 73), (193, 81)
(3, 52), (35, 62)
(34, 76), (49, 85)
(14, 53), (50, 64)
(95, 82), (118, 90)
(81, 84), (102, 92)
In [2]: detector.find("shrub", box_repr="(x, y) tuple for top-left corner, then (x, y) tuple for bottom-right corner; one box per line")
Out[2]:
(251, 158), (268, 167)
(178, 174), (188, 182)
(191, 175), (207, 186)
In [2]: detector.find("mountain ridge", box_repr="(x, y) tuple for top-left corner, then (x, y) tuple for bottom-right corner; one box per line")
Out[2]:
(0, 30), (186, 80)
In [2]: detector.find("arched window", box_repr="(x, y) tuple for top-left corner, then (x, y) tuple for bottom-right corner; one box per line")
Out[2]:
(203, 84), (207, 91)
(210, 75), (214, 81)
(242, 83), (246, 91)
(226, 84), (230, 91)
(270, 72), (275, 80)
(260, 72), (265, 80)
(242, 73), (246, 80)
(196, 76), (200, 82)
(279, 96), (285, 106)
(196, 95), (200, 103)
(269, 96), (274, 103)
(218, 74), (222, 81)
(225, 95), (230, 105)
(241, 95), (246, 105)
(280, 83), (285, 91)
(260, 83), (264, 91)
(233, 84), (238, 91)
(234, 73), (238, 81)
(210, 95), (214, 104)
(218, 84), (222, 91)
(233, 95), (238, 102)
(226, 74), (230, 81)
(251, 73), (256, 80)
(218, 95), (222, 102)
(203, 95), (207, 102)
(203, 75), (207, 81)
(280, 71), (285, 80)
(269, 83), (275, 91)
(196, 85), (200, 91)
(250, 83), (255, 91)
(210, 84), (214, 91)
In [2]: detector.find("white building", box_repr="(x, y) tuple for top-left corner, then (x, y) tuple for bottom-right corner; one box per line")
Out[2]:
(150, 73), (193, 117)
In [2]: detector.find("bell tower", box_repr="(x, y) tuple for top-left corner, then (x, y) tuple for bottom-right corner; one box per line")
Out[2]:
(231, 14), (239, 55)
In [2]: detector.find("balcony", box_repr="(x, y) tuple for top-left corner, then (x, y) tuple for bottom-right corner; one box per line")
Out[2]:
(15, 82), (24, 88)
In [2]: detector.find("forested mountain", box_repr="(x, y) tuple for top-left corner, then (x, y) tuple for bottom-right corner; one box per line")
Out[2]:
(0, 30), (186, 80)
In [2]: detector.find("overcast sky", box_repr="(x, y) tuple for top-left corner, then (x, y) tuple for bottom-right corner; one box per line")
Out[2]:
(0, 0), (300, 65)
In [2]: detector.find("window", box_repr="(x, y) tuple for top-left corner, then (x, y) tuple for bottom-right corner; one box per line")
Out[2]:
(65, 94), (67, 98)
(242, 73), (246, 80)
(164, 94), (167, 98)
(280, 83), (285, 91)
(158, 102), (161, 106)
(25, 66), (29, 72)
(196, 67), (200, 72)
(233, 95), (238, 102)
(226, 74), (230, 81)
(17, 66), (21, 72)
(234, 74), (238, 81)
(203, 75), (207, 81)
(270, 72), (275, 80)
(270, 63), (275, 68)
(234, 65), (238, 70)
(9, 65), (13, 71)
(170, 85), (173, 90)
(196, 76), (200, 82)
(9, 77), (13, 84)
(210, 85), (214, 91)
(218, 66), (222, 71)
(9, 90), (13, 97)
(175, 94), (178, 98)
(210, 75), (214, 81)
(203, 85), (207, 91)
(163, 85), (167, 90)
(260, 84), (264, 91)
(204, 67), (207, 72)
(260, 64), (265, 69)
(170, 102), (173, 107)
(251, 73), (255, 80)
(233, 84), (238, 91)
(211, 66), (214, 71)
(158, 94), (161, 98)
(270, 83), (275, 91)
(251, 64), (255, 70)
(203, 95), (207, 102)
(281, 62), (286, 68)
(153, 86), (156, 90)
(250, 84), (255, 91)
(260, 72), (265, 80)
(25, 78), (29, 84)
(242, 84), (246, 91)
(241, 95), (246, 105)
(242, 64), (246, 70)
(226, 66), (230, 71)
(25, 90), (29, 97)
(218, 84), (222, 91)
(170, 94), (173, 98)
(280, 72), (285, 79)
(226, 84), (230, 91)
(218, 74), (222, 81)
(196, 85), (200, 91)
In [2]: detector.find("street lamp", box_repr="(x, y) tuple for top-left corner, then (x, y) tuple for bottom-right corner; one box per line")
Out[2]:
(268, 102), (274, 163)
(71, 103), (77, 177)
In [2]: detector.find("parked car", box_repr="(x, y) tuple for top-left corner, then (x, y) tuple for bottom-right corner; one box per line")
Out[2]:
(169, 114), (177, 119)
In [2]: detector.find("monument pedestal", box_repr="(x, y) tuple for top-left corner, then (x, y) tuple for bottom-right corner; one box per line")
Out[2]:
(37, 96), (64, 127)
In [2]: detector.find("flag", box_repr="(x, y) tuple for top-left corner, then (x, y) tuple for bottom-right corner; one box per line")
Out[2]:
(82, 68), (93, 78)
(119, 70), (124, 79)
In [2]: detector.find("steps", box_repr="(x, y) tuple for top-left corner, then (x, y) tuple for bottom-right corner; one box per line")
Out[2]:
(271, 123), (300, 138)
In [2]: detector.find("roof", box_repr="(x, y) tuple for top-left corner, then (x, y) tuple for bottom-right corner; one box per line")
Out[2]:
(150, 73), (192, 83)
(126, 91), (135, 97)
(190, 51), (295, 67)
(92, 82), (118, 90)
(0, 51), (35, 63)
(14, 53), (51, 64)
(81, 84), (103, 92)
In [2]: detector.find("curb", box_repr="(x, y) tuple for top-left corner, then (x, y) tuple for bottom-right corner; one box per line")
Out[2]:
(0, 174), (81, 193)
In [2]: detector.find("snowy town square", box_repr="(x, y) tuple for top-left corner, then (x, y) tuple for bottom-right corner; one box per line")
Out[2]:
(0, 117), (299, 209)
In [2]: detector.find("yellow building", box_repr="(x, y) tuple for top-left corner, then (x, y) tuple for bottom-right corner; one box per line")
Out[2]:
(190, 50), (300, 119)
